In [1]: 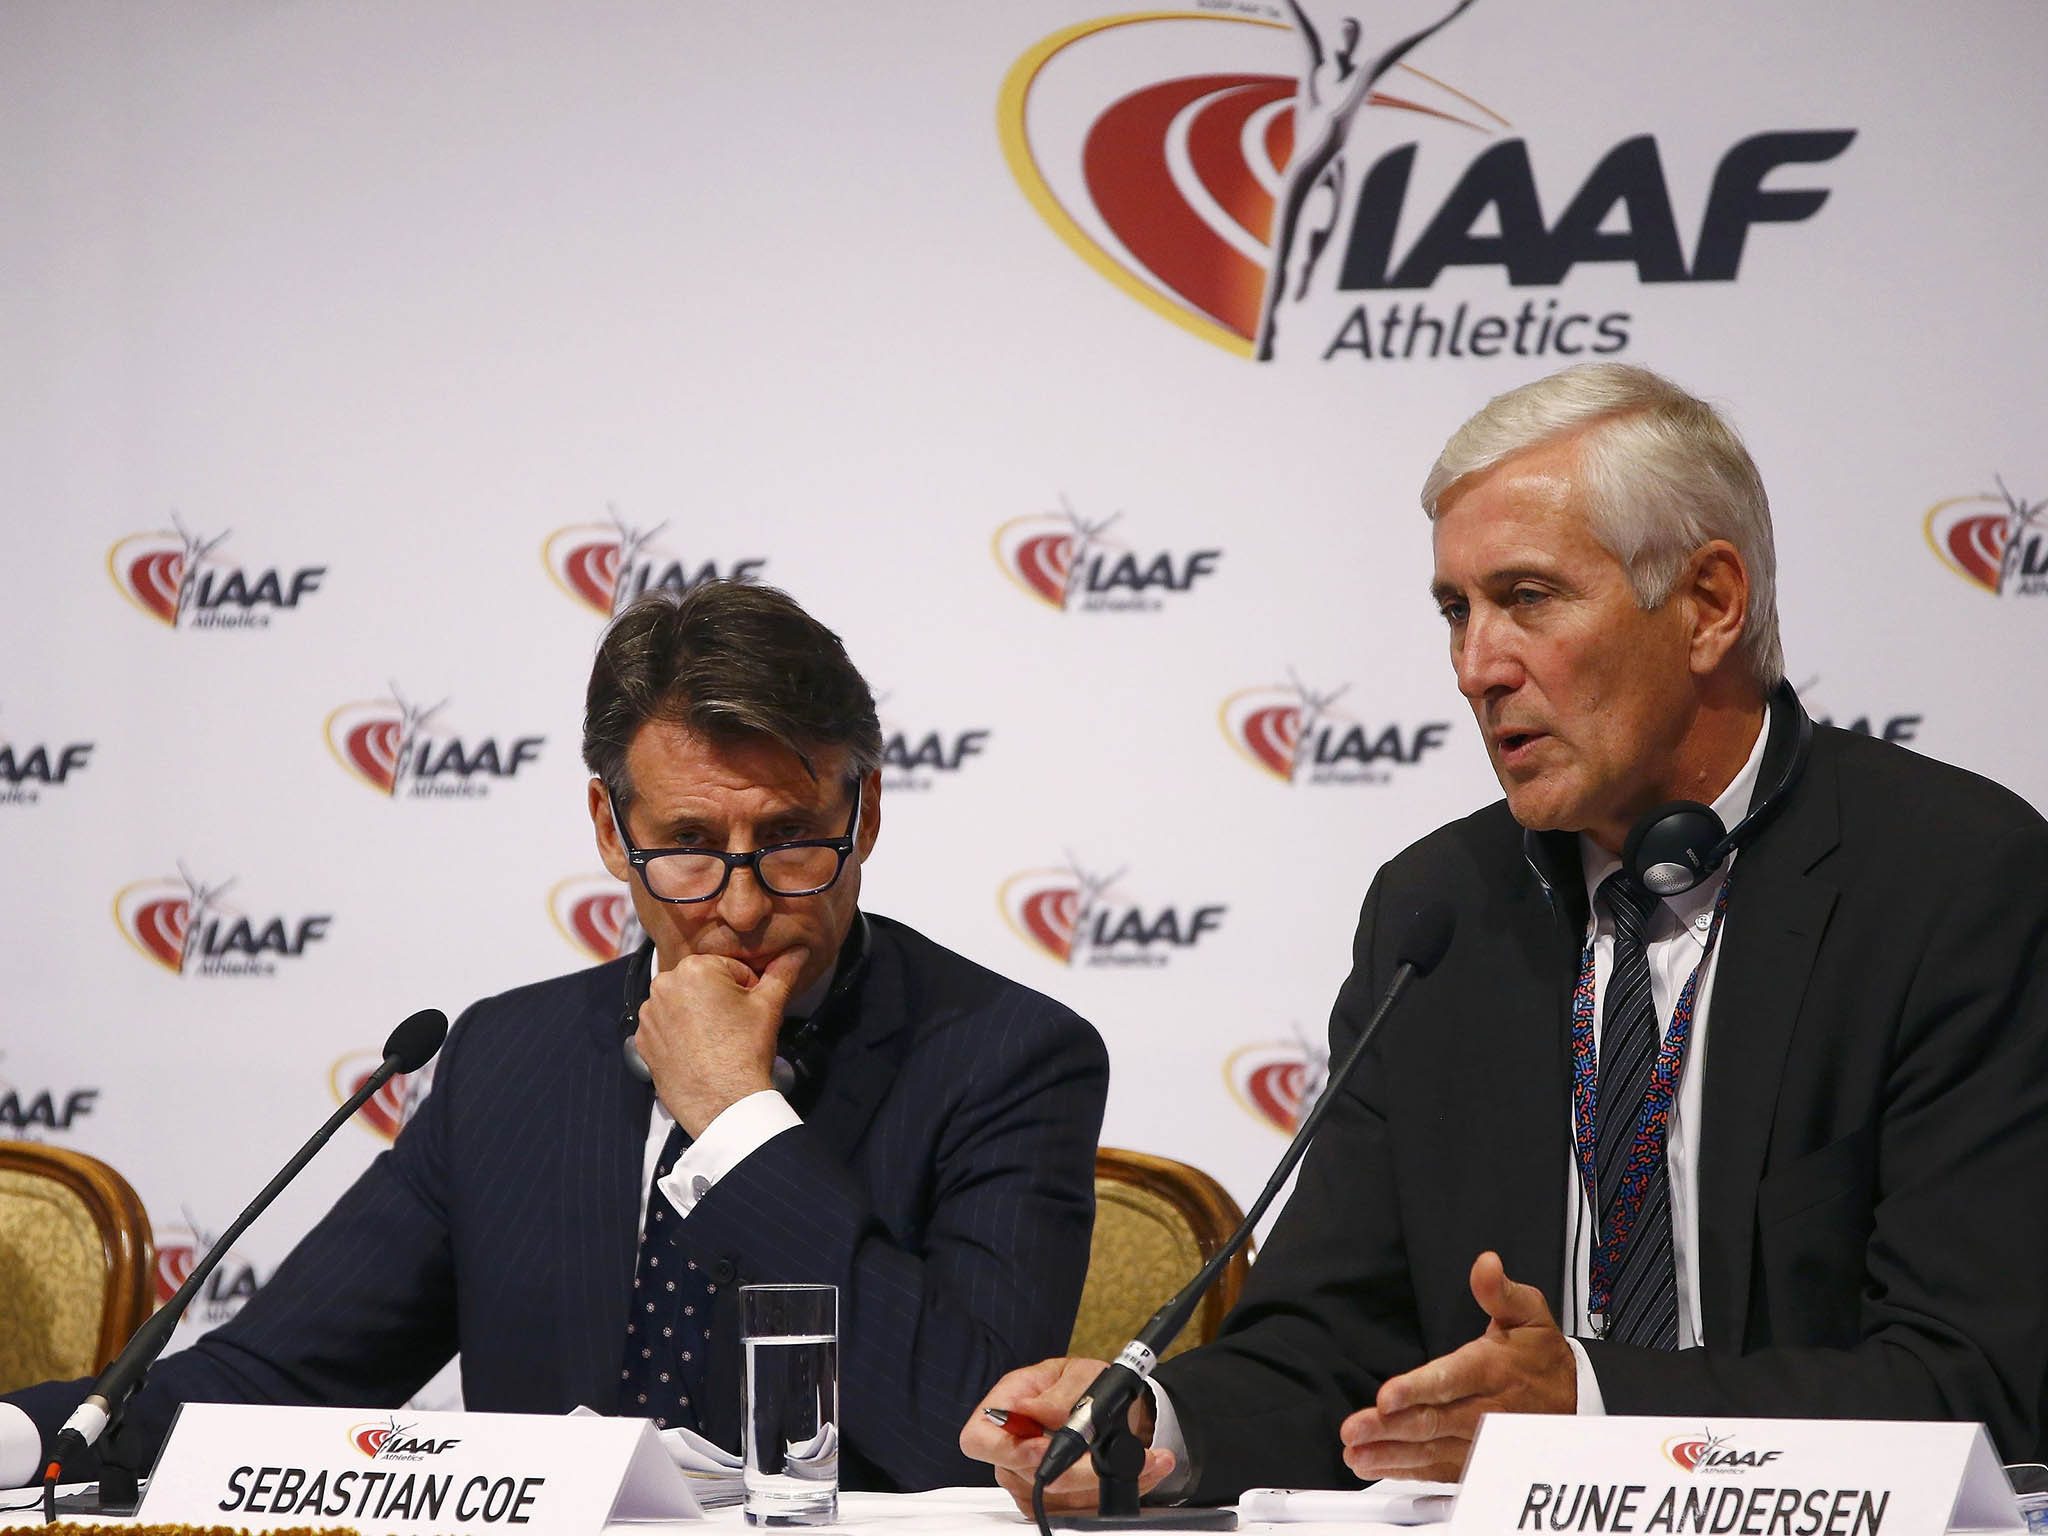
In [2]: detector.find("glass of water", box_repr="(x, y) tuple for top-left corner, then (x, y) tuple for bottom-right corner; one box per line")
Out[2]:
(740, 1284), (839, 1525)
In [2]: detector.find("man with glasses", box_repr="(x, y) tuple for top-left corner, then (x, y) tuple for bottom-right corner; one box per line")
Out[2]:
(1, 581), (1109, 1496)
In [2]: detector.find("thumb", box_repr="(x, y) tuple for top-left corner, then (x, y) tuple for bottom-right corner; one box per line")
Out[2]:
(753, 946), (811, 1007)
(1470, 1250), (1550, 1331)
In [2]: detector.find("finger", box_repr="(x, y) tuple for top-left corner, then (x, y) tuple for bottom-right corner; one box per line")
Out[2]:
(999, 1464), (1105, 1516)
(751, 946), (811, 1007)
(1137, 1448), (1177, 1494)
(654, 953), (757, 995)
(1009, 1357), (1116, 1428)
(1346, 1397), (1487, 1447)
(1345, 1436), (1472, 1483)
(964, 1358), (1092, 1464)
(1376, 1339), (1498, 1415)
(1469, 1249), (1555, 1332)
(966, 1420), (1048, 1474)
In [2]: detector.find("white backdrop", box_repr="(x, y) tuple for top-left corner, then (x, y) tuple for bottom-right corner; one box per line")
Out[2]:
(2, 0), (2043, 1348)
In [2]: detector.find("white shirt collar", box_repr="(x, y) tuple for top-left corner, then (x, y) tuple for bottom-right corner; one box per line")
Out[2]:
(1578, 712), (1771, 944)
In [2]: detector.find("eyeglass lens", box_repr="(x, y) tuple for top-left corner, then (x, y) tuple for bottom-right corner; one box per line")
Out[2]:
(641, 845), (843, 901)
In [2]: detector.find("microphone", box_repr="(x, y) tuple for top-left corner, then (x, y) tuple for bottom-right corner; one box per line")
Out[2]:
(1033, 903), (1455, 1508)
(43, 1007), (450, 1500)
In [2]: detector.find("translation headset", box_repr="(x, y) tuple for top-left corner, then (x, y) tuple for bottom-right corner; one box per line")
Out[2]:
(618, 911), (872, 1107)
(1525, 677), (1815, 903)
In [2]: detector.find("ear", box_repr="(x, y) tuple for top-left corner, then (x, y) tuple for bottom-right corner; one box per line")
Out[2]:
(1682, 540), (1751, 679)
(854, 768), (882, 863)
(588, 777), (632, 882)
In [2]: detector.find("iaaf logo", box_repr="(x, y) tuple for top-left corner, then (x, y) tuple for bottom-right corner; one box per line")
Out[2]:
(107, 515), (326, 628)
(0, 1054), (99, 1138)
(1797, 677), (1921, 746)
(114, 866), (333, 977)
(994, 497), (1220, 612)
(1925, 476), (2048, 598)
(0, 708), (93, 806)
(543, 507), (768, 618)
(1000, 6), (1854, 361)
(1225, 1036), (1328, 1134)
(1664, 1428), (1784, 1475)
(329, 1052), (416, 1144)
(155, 1213), (265, 1325)
(326, 684), (545, 800)
(879, 695), (990, 793)
(549, 875), (642, 963)
(1221, 674), (1449, 784)
(1001, 858), (1226, 968)
(350, 1418), (462, 1461)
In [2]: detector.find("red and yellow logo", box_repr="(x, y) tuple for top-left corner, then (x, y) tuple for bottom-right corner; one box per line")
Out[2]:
(998, 8), (1492, 356)
(1925, 480), (2046, 596)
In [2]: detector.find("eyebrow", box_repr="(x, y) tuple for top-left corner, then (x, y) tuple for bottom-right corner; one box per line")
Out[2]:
(651, 802), (829, 842)
(1429, 564), (1565, 603)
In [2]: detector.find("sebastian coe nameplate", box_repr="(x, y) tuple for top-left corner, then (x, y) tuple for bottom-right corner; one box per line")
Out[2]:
(1451, 1417), (2023, 1536)
(136, 1403), (702, 1533)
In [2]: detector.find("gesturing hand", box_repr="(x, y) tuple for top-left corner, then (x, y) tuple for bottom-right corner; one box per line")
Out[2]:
(635, 946), (808, 1137)
(1340, 1251), (1576, 1482)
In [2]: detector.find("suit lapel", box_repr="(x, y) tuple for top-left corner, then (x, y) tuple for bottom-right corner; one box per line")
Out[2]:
(801, 921), (911, 1162)
(1696, 742), (1840, 1348)
(1490, 867), (1578, 1317)
(555, 977), (654, 1412)
(1437, 835), (1577, 1325)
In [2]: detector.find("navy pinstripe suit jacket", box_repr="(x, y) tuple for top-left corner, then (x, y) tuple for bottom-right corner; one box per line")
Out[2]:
(11, 912), (1109, 1492)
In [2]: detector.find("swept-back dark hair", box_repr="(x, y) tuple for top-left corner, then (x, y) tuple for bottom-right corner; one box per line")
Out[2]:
(582, 581), (882, 809)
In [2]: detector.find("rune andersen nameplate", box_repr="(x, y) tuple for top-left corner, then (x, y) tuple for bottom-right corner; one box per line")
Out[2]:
(1451, 1417), (2023, 1536)
(137, 1403), (700, 1534)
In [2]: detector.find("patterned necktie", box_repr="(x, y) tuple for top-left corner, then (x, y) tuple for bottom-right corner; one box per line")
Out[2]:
(619, 1120), (723, 1431)
(1593, 872), (1680, 1349)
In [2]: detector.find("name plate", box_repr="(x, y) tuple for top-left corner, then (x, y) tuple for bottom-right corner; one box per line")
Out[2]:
(136, 1403), (702, 1534)
(1451, 1417), (2022, 1536)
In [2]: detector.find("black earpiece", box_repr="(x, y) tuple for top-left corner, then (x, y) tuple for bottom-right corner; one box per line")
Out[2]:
(1622, 679), (1813, 898)
(1524, 679), (1814, 902)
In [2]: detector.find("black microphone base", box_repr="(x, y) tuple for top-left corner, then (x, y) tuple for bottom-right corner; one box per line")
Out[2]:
(1048, 1509), (1236, 1530)
(52, 1468), (141, 1517)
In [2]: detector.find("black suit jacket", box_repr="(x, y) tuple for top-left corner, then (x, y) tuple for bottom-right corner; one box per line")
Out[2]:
(1156, 727), (2048, 1500)
(11, 912), (1109, 1492)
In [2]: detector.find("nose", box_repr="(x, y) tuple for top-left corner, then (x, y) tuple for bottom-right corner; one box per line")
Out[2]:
(714, 862), (774, 933)
(1454, 607), (1522, 702)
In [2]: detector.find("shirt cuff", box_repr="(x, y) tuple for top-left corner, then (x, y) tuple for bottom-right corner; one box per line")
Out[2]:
(658, 1090), (802, 1218)
(1144, 1379), (1194, 1501)
(0, 1402), (42, 1488)
(1566, 1337), (1606, 1415)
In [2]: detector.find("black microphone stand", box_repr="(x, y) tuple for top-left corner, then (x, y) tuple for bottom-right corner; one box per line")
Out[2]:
(1038, 904), (1453, 1533)
(41, 1008), (447, 1523)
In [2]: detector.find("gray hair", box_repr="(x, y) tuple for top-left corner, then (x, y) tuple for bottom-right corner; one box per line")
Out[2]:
(1420, 363), (1783, 689)
(583, 581), (883, 810)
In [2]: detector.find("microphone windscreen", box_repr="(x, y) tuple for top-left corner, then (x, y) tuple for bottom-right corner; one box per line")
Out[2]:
(1396, 900), (1456, 977)
(384, 1008), (450, 1073)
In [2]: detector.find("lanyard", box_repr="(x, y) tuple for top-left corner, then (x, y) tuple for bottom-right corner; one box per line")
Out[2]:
(1570, 878), (1730, 1328)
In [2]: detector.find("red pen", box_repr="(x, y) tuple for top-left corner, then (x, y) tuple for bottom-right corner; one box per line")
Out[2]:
(982, 1407), (1048, 1440)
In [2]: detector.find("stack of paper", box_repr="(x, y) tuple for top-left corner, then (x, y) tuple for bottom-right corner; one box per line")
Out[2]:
(1237, 1480), (1458, 1525)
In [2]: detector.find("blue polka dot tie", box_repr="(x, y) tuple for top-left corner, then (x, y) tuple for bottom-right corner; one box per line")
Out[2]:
(619, 1120), (722, 1433)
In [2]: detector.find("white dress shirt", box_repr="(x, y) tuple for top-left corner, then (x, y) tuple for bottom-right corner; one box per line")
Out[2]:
(1563, 715), (1765, 1411)
(1150, 716), (1768, 1490)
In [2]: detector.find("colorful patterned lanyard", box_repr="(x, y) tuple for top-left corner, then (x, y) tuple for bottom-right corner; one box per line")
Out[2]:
(1570, 877), (1731, 1326)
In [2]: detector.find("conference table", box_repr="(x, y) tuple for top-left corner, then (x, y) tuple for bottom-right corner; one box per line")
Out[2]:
(0, 1483), (1419, 1536)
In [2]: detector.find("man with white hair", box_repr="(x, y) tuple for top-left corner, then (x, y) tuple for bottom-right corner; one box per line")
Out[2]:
(965, 363), (2048, 1506)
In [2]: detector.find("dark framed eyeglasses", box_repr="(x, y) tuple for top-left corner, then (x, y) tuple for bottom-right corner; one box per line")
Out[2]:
(607, 778), (862, 904)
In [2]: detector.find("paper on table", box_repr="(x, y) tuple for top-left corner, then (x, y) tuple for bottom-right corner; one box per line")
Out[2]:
(782, 1422), (839, 1482)
(1238, 1481), (1459, 1524)
(571, 1406), (838, 1508)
